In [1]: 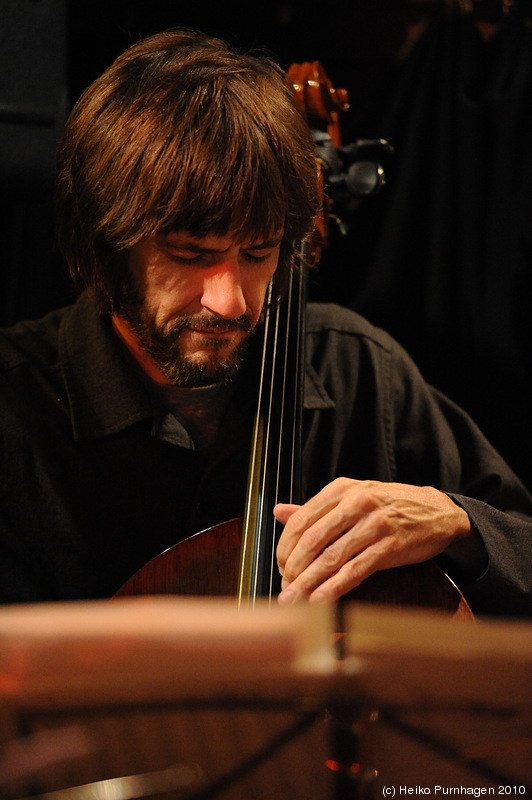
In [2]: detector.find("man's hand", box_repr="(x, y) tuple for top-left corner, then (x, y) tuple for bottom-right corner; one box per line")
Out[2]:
(274, 477), (471, 605)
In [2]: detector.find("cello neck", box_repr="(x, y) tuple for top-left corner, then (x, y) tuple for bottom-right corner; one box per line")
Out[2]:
(237, 247), (308, 605)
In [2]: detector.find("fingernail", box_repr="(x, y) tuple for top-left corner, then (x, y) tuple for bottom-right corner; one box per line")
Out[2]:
(309, 591), (327, 604)
(278, 587), (296, 606)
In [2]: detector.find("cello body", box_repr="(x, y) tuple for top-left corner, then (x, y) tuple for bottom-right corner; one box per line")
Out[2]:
(115, 517), (474, 620)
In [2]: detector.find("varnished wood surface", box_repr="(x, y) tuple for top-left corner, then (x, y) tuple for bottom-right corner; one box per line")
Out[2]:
(115, 519), (473, 620)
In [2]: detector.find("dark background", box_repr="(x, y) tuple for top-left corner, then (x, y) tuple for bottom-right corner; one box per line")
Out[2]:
(2, 0), (532, 490)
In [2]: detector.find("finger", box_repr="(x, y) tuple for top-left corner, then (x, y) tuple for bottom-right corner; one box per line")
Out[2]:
(279, 505), (353, 582)
(274, 503), (303, 575)
(288, 511), (451, 606)
(278, 519), (371, 604)
(280, 482), (380, 582)
(276, 478), (365, 568)
(308, 551), (380, 604)
(308, 533), (424, 603)
(280, 537), (395, 605)
(273, 503), (300, 525)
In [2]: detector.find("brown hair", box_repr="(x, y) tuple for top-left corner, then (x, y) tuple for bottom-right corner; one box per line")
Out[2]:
(55, 28), (319, 314)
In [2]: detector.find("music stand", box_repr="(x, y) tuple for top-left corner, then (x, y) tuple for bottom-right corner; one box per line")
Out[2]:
(0, 598), (531, 800)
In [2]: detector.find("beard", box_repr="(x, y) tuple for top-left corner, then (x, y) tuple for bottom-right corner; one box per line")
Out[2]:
(118, 290), (257, 387)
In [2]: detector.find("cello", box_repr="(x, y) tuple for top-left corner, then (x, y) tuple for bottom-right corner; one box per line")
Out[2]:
(115, 61), (472, 621)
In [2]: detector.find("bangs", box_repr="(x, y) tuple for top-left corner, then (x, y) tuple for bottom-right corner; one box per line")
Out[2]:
(102, 72), (311, 250)
(157, 111), (288, 243)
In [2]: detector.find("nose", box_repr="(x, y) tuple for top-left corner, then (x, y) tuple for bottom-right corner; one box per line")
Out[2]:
(200, 260), (247, 319)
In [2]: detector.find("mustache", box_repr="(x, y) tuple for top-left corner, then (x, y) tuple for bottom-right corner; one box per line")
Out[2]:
(164, 312), (254, 335)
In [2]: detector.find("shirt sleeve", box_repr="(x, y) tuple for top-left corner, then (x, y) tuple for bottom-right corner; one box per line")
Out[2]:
(386, 336), (532, 617)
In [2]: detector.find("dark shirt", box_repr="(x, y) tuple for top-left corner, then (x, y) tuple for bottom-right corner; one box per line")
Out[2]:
(1, 292), (531, 614)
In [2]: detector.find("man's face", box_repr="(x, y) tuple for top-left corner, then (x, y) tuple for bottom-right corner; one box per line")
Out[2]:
(114, 231), (281, 386)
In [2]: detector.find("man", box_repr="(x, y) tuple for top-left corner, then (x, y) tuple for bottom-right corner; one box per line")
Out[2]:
(0, 29), (531, 614)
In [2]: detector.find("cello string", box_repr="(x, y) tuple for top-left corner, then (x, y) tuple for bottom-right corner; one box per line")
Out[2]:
(272, 243), (307, 596)
(260, 249), (306, 600)
(289, 243), (306, 506)
(245, 253), (304, 602)
(238, 281), (274, 606)
(254, 280), (283, 602)
(245, 276), (283, 604)
(268, 266), (296, 599)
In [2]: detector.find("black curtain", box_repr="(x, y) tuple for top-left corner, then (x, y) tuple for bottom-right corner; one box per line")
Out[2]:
(324, 8), (532, 490)
(0, 0), (73, 326)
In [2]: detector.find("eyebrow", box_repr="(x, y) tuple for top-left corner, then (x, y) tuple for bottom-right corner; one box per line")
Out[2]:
(163, 234), (283, 254)
(244, 236), (284, 250)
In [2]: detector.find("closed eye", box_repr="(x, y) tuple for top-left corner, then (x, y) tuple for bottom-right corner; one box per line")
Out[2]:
(168, 253), (205, 264)
(242, 252), (271, 263)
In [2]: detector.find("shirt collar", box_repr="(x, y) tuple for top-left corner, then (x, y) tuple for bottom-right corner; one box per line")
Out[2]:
(303, 363), (335, 410)
(59, 292), (153, 441)
(59, 292), (334, 442)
